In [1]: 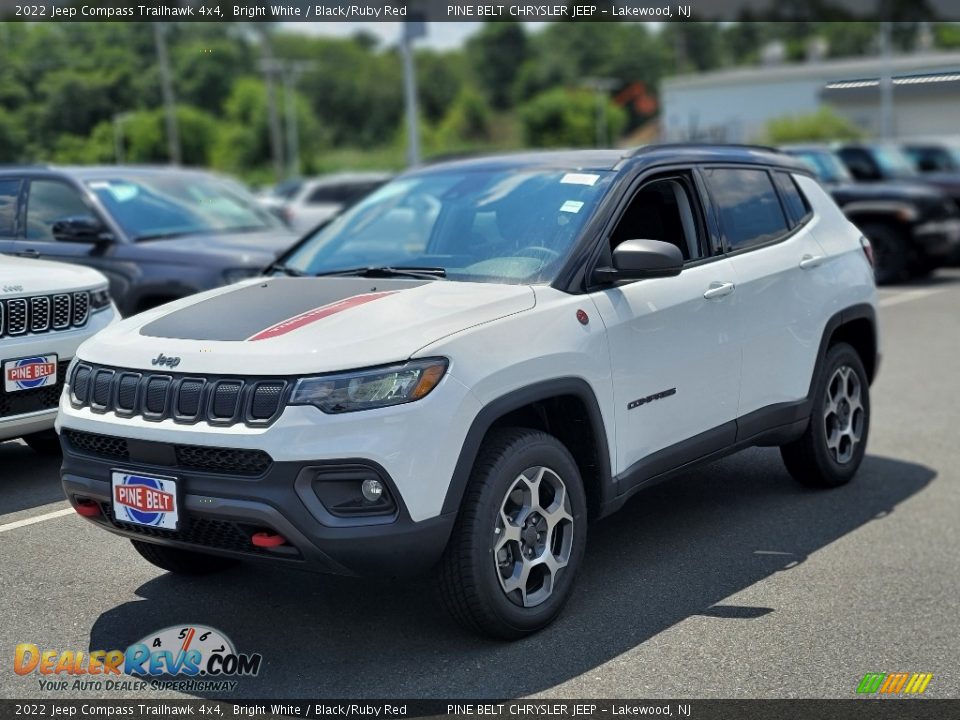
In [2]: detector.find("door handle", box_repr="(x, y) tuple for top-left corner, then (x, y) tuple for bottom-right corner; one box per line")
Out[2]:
(799, 254), (824, 270)
(16, 249), (40, 258)
(703, 281), (736, 300)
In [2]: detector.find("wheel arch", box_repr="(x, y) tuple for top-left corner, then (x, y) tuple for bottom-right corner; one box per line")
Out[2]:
(441, 378), (613, 520)
(812, 303), (879, 395)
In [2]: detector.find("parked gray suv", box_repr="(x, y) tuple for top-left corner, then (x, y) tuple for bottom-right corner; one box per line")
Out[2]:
(0, 167), (297, 315)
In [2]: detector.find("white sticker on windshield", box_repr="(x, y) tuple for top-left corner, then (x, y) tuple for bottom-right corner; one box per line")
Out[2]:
(561, 173), (600, 186)
(560, 200), (584, 214)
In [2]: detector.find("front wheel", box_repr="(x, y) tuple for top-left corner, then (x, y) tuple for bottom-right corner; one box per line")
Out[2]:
(438, 428), (587, 640)
(780, 342), (870, 488)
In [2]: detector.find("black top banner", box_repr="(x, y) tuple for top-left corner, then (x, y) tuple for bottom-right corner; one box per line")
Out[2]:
(1, 0), (959, 22)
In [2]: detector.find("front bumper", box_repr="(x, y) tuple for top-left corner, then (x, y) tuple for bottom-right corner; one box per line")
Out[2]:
(912, 217), (960, 261)
(61, 438), (456, 576)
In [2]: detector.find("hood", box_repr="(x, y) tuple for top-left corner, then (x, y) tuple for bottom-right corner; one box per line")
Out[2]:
(78, 277), (536, 375)
(141, 230), (298, 265)
(0, 254), (107, 294)
(920, 173), (960, 198)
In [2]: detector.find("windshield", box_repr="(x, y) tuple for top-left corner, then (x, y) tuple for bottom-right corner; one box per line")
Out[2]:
(872, 146), (918, 178)
(280, 167), (614, 284)
(86, 173), (282, 240)
(789, 150), (852, 184)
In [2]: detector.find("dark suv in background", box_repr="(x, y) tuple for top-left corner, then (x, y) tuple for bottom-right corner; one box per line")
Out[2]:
(784, 146), (960, 283)
(0, 167), (297, 315)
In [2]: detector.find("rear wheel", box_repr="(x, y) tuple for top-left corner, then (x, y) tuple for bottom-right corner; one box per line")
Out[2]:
(438, 428), (587, 640)
(780, 342), (870, 488)
(131, 540), (237, 576)
(23, 430), (61, 456)
(861, 222), (910, 285)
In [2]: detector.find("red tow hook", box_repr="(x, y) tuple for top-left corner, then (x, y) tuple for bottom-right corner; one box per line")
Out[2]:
(74, 499), (101, 518)
(251, 531), (287, 548)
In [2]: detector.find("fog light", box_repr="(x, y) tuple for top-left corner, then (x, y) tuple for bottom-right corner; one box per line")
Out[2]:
(361, 479), (384, 503)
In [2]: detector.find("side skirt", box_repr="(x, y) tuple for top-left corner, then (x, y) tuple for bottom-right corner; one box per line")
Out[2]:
(600, 399), (811, 518)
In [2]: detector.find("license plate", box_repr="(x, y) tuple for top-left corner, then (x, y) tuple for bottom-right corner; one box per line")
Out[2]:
(3, 354), (58, 393)
(111, 471), (179, 530)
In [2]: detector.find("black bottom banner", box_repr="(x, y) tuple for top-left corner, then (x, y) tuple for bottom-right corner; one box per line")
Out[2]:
(1, 699), (957, 720)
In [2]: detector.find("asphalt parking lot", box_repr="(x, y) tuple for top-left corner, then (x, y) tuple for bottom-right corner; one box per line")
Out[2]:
(1, 270), (958, 701)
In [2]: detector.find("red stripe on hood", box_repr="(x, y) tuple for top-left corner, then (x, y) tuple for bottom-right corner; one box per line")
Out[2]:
(246, 291), (397, 341)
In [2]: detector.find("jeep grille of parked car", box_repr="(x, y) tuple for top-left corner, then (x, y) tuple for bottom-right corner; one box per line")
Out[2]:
(0, 291), (89, 337)
(69, 363), (289, 427)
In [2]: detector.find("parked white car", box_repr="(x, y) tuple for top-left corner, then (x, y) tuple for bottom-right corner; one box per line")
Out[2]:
(1, 255), (117, 453)
(272, 172), (391, 234)
(58, 146), (877, 639)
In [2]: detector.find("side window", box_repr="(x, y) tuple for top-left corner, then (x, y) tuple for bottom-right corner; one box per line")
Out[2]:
(0, 179), (20, 236)
(703, 168), (789, 251)
(837, 148), (880, 181)
(26, 180), (92, 241)
(773, 172), (812, 227)
(610, 175), (704, 261)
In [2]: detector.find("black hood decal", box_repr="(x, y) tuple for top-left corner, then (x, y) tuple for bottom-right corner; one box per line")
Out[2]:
(140, 277), (426, 341)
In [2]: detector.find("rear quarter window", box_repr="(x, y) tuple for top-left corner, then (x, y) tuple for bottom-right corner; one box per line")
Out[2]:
(703, 168), (789, 251)
(773, 172), (812, 227)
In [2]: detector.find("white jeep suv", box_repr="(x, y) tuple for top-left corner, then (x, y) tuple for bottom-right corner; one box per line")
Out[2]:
(58, 146), (878, 639)
(1, 255), (116, 453)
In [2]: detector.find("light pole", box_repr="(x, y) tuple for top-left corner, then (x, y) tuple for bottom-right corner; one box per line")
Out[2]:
(400, 20), (427, 167)
(153, 23), (181, 165)
(581, 78), (619, 147)
(878, 20), (894, 139)
(257, 37), (286, 181)
(113, 112), (134, 165)
(282, 62), (313, 179)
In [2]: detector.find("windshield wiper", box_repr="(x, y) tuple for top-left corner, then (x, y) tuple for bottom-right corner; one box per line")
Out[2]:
(265, 262), (305, 277)
(314, 266), (447, 280)
(134, 231), (196, 242)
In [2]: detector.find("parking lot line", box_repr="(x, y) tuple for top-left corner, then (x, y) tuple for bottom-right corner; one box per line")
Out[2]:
(878, 288), (946, 308)
(0, 507), (73, 533)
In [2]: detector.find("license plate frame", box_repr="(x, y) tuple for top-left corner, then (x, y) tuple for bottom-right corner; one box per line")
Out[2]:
(3, 354), (58, 393)
(111, 470), (180, 531)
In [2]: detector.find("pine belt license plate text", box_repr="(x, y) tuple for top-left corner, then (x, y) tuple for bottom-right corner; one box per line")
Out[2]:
(3, 354), (58, 393)
(111, 471), (179, 530)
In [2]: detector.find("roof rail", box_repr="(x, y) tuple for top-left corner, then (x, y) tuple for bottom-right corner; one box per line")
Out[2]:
(629, 142), (781, 156)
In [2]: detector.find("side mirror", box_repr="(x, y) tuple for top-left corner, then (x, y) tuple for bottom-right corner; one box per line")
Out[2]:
(52, 216), (113, 243)
(594, 239), (684, 283)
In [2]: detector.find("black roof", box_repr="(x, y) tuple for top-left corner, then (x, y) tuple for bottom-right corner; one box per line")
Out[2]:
(409, 144), (809, 176)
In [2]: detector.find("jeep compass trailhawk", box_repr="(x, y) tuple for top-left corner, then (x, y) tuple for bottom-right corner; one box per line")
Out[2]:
(58, 146), (879, 639)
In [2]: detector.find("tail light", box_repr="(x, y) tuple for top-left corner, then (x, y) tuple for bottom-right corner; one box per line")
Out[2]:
(860, 236), (875, 267)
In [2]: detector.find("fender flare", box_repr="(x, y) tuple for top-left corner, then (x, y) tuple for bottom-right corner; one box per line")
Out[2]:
(808, 303), (879, 397)
(440, 377), (613, 516)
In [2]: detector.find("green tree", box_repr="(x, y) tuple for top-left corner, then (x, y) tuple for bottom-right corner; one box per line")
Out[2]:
(467, 22), (529, 109)
(520, 88), (626, 148)
(763, 108), (864, 144)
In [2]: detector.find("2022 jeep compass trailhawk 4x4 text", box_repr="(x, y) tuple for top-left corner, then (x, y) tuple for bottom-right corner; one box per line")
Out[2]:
(58, 145), (879, 639)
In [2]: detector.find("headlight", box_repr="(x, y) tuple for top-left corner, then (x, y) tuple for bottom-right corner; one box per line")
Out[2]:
(289, 358), (448, 414)
(223, 268), (263, 284)
(89, 287), (112, 312)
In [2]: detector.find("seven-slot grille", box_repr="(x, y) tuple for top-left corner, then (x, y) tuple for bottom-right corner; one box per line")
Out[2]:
(0, 291), (89, 337)
(70, 363), (289, 427)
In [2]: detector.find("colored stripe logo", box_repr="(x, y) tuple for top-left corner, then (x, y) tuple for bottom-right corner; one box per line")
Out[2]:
(246, 291), (397, 341)
(857, 672), (933, 694)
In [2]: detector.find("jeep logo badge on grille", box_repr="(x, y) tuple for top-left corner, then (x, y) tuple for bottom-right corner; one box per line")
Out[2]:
(151, 353), (181, 369)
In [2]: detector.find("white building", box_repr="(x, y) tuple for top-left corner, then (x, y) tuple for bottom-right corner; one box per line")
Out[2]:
(661, 52), (960, 143)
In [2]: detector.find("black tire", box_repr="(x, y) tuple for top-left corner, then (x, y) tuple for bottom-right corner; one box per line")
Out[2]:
(438, 428), (588, 640)
(23, 430), (62, 456)
(861, 222), (910, 285)
(130, 540), (236, 576)
(780, 342), (870, 488)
